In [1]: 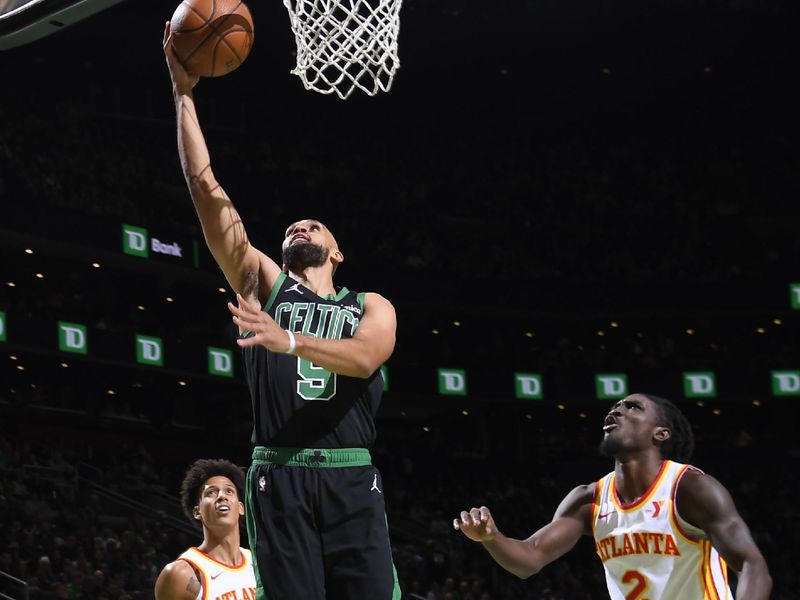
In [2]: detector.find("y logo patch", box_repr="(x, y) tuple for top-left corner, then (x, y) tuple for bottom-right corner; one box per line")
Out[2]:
(647, 500), (665, 518)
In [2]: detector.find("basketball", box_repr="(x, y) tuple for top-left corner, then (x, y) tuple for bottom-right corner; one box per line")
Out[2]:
(169, 0), (254, 78)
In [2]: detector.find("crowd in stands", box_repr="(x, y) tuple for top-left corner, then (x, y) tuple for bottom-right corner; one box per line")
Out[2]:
(1, 83), (798, 296)
(1, 399), (798, 599)
(0, 433), (177, 599)
(3, 88), (799, 395)
(1, 1), (797, 596)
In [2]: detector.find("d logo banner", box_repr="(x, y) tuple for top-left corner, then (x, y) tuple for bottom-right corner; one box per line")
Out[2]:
(58, 321), (87, 355)
(136, 335), (163, 366)
(683, 372), (716, 398)
(438, 369), (467, 396)
(596, 374), (628, 400)
(515, 373), (543, 399)
(208, 347), (233, 377)
(772, 370), (800, 396)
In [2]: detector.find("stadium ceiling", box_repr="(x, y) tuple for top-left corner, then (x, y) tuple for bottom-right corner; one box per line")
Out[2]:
(0, 0), (124, 50)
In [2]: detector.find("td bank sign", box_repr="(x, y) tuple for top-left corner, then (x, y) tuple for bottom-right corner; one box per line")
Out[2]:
(122, 224), (183, 259)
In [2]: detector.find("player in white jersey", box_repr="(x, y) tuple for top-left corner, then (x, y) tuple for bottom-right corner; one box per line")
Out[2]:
(453, 393), (772, 599)
(155, 459), (257, 600)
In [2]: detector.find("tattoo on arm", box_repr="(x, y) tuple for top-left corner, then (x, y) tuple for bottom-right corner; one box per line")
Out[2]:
(186, 576), (201, 596)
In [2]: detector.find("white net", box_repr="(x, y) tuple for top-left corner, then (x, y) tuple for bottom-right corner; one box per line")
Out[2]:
(282, 0), (403, 100)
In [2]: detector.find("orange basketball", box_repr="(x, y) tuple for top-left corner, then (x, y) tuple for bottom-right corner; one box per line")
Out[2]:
(169, 0), (254, 78)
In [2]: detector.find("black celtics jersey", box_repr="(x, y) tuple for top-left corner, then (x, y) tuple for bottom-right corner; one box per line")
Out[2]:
(242, 272), (385, 449)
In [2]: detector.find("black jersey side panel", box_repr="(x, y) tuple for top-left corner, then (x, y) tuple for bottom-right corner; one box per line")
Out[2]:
(242, 275), (383, 448)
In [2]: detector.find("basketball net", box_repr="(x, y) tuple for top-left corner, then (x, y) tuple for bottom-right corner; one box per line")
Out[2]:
(282, 0), (403, 100)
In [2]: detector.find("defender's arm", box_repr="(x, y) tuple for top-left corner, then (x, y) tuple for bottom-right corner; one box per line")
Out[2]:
(454, 484), (594, 579)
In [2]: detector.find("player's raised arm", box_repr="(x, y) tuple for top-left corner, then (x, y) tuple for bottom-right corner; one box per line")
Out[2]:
(230, 291), (396, 378)
(163, 22), (280, 298)
(676, 470), (772, 599)
(453, 484), (594, 579)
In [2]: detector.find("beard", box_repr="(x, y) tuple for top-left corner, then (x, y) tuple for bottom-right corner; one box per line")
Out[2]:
(599, 434), (623, 458)
(283, 242), (330, 272)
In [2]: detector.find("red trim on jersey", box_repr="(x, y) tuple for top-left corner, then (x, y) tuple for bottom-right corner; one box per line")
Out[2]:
(188, 547), (250, 572)
(719, 553), (730, 600)
(178, 557), (209, 600)
(590, 477), (604, 537)
(670, 464), (703, 544)
(697, 541), (708, 600)
(611, 459), (670, 512)
(704, 541), (722, 600)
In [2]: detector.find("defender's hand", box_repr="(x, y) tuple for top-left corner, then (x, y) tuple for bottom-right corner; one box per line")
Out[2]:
(229, 294), (293, 354)
(163, 21), (199, 95)
(454, 506), (498, 543)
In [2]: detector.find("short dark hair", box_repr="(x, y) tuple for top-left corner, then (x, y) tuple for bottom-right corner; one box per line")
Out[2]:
(642, 394), (695, 463)
(179, 459), (245, 525)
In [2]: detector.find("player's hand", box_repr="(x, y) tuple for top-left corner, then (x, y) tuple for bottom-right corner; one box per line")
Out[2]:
(163, 21), (199, 94)
(453, 506), (498, 543)
(229, 294), (294, 354)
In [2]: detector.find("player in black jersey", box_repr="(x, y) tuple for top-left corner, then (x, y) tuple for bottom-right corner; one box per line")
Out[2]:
(165, 23), (399, 600)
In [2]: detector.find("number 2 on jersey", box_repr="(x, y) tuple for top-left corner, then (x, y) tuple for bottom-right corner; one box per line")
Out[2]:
(622, 570), (649, 600)
(297, 357), (337, 401)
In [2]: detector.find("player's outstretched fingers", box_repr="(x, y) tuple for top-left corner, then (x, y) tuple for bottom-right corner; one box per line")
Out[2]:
(227, 301), (245, 318)
(228, 303), (254, 328)
(235, 293), (259, 314)
(228, 299), (265, 325)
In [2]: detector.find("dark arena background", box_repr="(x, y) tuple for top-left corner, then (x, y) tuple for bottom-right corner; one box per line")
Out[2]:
(1, 0), (799, 598)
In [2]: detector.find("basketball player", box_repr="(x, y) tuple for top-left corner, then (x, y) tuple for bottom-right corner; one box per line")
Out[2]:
(155, 459), (256, 600)
(163, 22), (400, 600)
(454, 393), (772, 599)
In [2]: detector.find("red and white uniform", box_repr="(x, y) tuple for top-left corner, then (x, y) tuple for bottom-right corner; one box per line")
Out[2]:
(178, 547), (257, 600)
(592, 460), (732, 600)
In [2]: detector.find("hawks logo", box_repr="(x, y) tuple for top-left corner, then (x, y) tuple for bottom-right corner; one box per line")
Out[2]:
(646, 500), (665, 518)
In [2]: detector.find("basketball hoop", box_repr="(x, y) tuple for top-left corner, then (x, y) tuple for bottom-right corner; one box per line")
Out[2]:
(282, 0), (403, 100)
